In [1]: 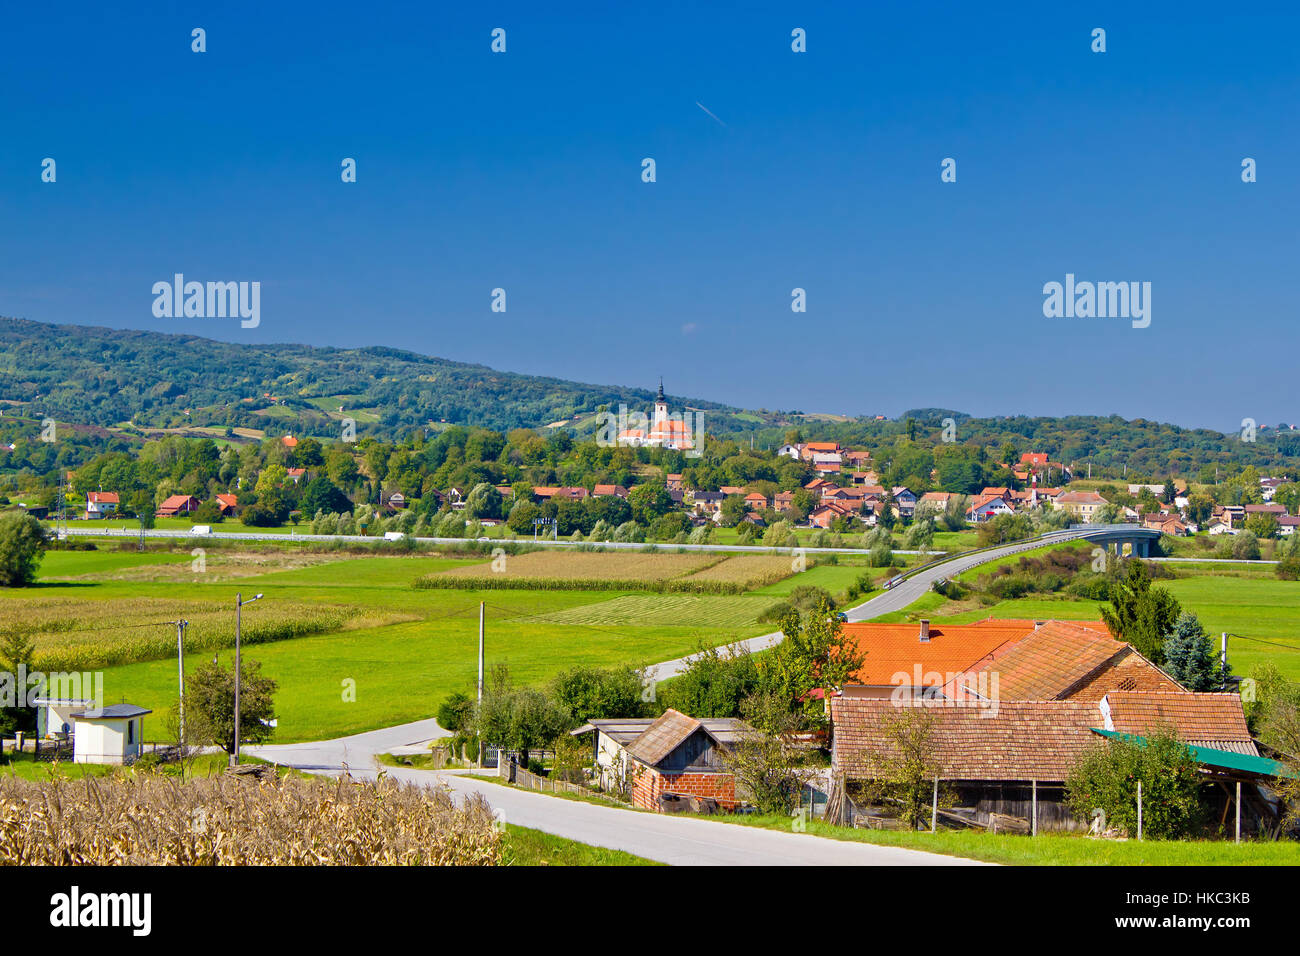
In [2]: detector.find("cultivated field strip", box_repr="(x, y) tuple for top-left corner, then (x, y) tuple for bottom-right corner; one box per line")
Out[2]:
(418, 550), (798, 593)
(1, 597), (406, 671)
(535, 594), (777, 629)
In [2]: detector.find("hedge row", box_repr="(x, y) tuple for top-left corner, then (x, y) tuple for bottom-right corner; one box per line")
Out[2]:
(412, 574), (750, 595)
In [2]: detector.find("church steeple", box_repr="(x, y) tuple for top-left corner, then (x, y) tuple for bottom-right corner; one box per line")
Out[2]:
(657, 377), (665, 403)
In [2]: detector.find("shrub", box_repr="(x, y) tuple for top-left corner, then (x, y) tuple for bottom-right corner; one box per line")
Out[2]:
(0, 512), (48, 586)
(785, 584), (837, 612)
(868, 543), (894, 567)
(1065, 727), (1206, 839)
(437, 691), (474, 733)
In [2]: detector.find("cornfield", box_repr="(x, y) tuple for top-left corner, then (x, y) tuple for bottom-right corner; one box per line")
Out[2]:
(0, 773), (502, 866)
(436, 550), (718, 581)
(0, 598), (404, 671)
(416, 550), (798, 594)
(681, 555), (798, 588)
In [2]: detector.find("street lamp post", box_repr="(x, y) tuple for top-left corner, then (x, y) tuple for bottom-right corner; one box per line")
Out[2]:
(231, 592), (263, 766)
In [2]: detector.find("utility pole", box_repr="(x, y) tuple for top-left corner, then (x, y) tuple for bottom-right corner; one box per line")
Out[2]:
(175, 619), (188, 745)
(231, 593), (263, 766)
(233, 594), (241, 767)
(1136, 780), (1143, 840)
(477, 601), (485, 767)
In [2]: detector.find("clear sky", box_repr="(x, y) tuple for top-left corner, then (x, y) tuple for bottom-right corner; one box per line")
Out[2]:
(1, 2), (1295, 431)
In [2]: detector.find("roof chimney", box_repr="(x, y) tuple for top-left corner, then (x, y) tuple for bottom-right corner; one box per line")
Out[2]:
(1033, 620), (1046, 629)
(919, 620), (931, 643)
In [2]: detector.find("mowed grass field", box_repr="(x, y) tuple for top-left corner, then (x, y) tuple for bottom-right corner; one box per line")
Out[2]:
(11, 545), (1300, 745)
(6, 547), (780, 743)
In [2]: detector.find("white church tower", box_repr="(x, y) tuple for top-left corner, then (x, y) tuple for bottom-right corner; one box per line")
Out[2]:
(652, 377), (669, 432)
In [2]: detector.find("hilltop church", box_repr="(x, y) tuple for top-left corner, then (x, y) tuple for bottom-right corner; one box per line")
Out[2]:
(616, 380), (695, 451)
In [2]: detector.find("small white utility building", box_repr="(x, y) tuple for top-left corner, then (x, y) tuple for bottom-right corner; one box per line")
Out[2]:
(73, 704), (152, 765)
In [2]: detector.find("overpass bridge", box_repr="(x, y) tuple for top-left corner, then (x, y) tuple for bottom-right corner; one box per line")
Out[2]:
(1063, 522), (1164, 557)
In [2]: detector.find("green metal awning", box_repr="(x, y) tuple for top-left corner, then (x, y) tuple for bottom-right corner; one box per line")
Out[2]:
(1090, 729), (1296, 779)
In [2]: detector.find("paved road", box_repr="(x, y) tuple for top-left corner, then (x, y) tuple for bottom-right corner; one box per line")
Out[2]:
(645, 528), (1091, 680)
(247, 718), (446, 771)
(246, 527), (1116, 863)
(248, 720), (985, 866)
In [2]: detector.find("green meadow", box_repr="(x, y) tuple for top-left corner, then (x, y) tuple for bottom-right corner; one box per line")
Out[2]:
(10, 547), (776, 742)
(6, 542), (1300, 747)
(893, 559), (1300, 681)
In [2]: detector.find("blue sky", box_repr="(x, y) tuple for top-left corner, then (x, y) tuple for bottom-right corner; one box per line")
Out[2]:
(1, 2), (1295, 431)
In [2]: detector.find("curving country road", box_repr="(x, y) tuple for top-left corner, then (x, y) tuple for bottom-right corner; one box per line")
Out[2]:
(245, 529), (1117, 864)
(644, 527), (1096, 680)
(248, 724), (987, 866)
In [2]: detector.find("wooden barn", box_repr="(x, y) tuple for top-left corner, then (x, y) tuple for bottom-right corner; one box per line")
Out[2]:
(829, 692), (1272, 834)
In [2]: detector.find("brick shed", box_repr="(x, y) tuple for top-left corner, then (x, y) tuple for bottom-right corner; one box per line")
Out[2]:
(573, 709), (749, 812)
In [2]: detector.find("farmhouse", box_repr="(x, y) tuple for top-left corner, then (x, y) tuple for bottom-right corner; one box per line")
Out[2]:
(1142, 512), (1189, 536)
(918, 491), (956, 513)
(891, 486), (917, 518)
(799, 442), (841, 462)
(967, 492), (1015, 522)
(84, 490), (119, 519)
(809, 501), (857, 529)
(572, 710), (749, 812)
(829, 692), (1265, 832)
(691, 491), (726, 519)
(838, 618), (1178, 703)
(156, 494), (201, 517)
(1054, 490), (1108, 521)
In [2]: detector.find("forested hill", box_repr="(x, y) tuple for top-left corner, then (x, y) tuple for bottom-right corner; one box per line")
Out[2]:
(1, 316), (1296, 480)
(0, 316), (759, 436)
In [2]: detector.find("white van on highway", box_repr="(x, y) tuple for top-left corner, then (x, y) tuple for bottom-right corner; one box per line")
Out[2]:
(190, 525), (212, 536)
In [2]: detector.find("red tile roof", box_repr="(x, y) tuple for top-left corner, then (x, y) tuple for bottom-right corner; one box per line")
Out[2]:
(841, 621), (1036, 689)
(832, 690), (1258, 782)
(1056, 490), (1108, 505)
(831, 698), (1101, 781)
(947, 621), (1138, 701)
(1103, 692), (1255, 752)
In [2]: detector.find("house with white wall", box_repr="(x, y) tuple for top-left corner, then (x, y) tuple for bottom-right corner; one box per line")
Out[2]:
(73, 704), (152, 765)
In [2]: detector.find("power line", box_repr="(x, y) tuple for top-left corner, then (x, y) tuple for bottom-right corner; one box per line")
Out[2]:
(1223, 632), (1300, 653)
